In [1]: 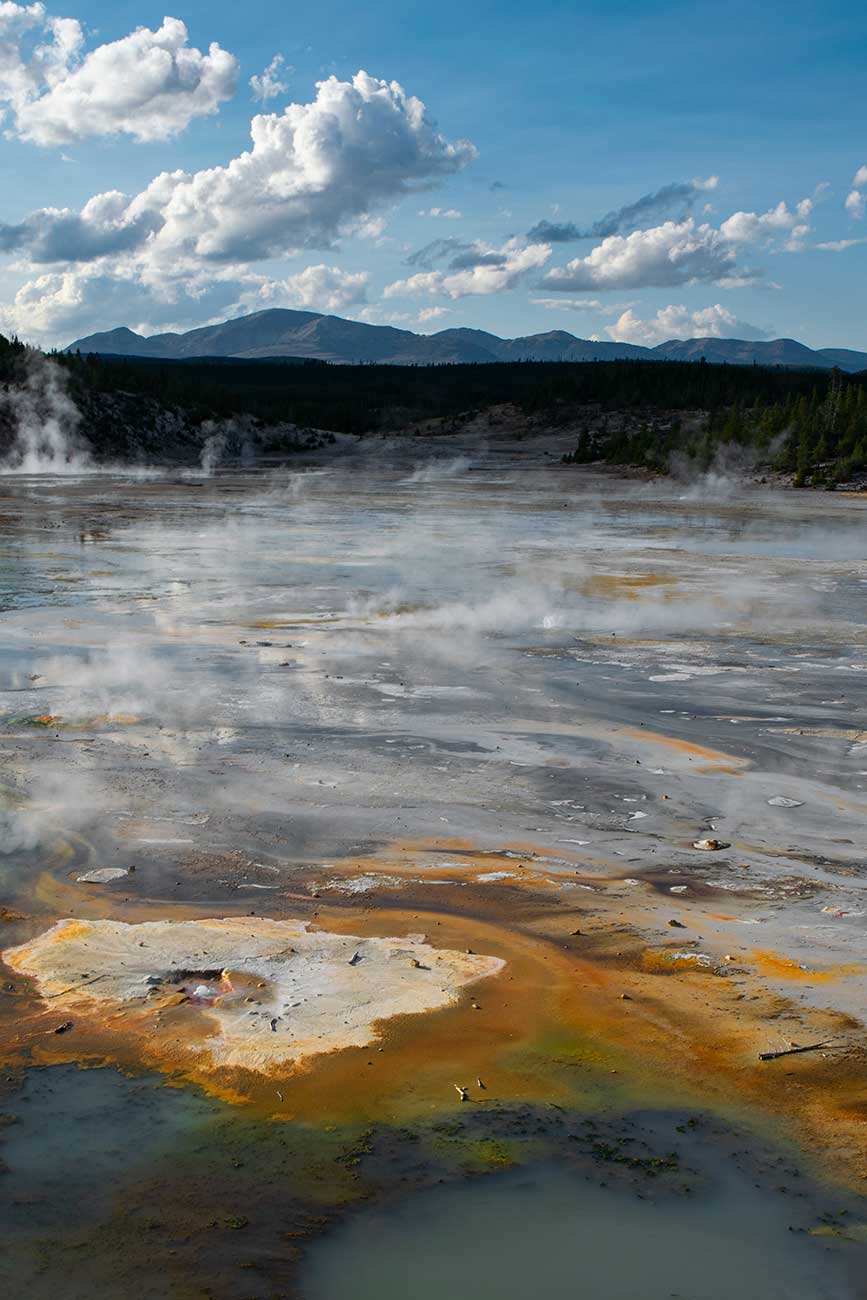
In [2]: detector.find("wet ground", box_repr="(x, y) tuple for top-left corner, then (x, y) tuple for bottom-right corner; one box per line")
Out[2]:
(303, 1152), (860, 1300)
(3, 1064), (867, 1300)
(1, 439), (866, 1296)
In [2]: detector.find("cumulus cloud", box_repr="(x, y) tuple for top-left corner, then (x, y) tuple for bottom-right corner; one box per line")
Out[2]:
(2, 71), (476, 271)
(719, 198), (812, 251)
(0, 71), (477, 342)
(538, 219), (742, 292)
(527, 177), (718, 243)
(0, 263), (162, 339)
(0, 190), (161, 261)
(0, 8), (238, 145)
(0, 259), (369, 340)
(845, 189), (865, 220)
(249, 53), (291, 103)
(606, 303), (769, 347)
(242, 264), (369, 313)
(537, 190), (822, 295)
(845, 167), (866, 221)
(384, 238), (550, 299)
(417, 305), (450, 323)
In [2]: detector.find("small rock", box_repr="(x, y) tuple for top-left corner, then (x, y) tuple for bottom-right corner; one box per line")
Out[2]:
(76, 867), (129, 884)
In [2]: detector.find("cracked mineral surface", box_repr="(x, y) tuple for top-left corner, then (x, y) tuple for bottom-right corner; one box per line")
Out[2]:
(5, 916), (503, 1071)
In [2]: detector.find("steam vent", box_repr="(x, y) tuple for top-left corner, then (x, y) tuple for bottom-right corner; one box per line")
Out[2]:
(4, 917), (504, 1072)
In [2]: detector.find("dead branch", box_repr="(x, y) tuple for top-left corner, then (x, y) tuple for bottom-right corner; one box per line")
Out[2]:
(758, 1040), (843, 1062)
(43, 973), (107, 999)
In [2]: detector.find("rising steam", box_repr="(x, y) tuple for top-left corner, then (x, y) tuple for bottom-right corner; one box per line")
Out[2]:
(193, 416), (259, 477)
(0, 351), (92, 474)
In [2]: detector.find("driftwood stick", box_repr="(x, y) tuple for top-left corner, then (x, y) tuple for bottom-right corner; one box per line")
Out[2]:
(43, 973), (108, 1000)
(758, 1040), (841, 1062)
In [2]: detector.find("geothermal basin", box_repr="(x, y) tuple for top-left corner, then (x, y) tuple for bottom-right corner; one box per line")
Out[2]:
(1, 444), (866, 1297)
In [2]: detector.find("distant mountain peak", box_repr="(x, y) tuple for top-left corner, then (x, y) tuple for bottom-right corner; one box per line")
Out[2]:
(94, 326), (144, 340)
(65, 309), (867, 372)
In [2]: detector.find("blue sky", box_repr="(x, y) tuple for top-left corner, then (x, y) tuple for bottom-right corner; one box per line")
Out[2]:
(1, 0), (865, 348)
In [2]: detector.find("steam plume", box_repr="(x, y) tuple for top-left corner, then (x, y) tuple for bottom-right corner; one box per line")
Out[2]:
(0, 352), (92, 473)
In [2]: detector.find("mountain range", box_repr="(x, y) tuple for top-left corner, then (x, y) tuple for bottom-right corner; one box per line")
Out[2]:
(66, 309), (867, 372)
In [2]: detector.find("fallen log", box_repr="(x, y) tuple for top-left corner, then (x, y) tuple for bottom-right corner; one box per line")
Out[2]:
(758, 1040), (842, 1061)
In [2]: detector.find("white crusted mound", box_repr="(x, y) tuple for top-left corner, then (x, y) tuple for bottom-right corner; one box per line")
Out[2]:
(4, 916), (504, 1072)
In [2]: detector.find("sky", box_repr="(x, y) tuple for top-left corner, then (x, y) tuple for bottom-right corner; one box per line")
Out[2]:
(0, 0), (866, 350)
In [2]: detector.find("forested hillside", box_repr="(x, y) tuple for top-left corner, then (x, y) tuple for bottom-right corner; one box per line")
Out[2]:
(56, 347), (836, 430)
(2, 334), (865, 484)
(569, 373), (867, 486)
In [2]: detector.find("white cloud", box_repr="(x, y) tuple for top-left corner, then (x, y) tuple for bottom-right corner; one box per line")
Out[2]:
(0, 189), (164, 261)
(0, 263), (158, 338)
(817, 237), (867, 252)
(531, 296), (633, 313)
(0, 8), (238, 145)
(250, 53), (291, 103)
(353, 214), (387, 241)
(538, 194), (818, 295)
(0, 259), (370, 341)
(417, 305), (450, 322)
(418, 207), (462, 218)
(845, 189), (865, 220)
(845, 167), (866, 221)
(354, 304), (417, 326)
(243, 264), (369, 313)
(606, 303), (768, 347)
(0, 71), (477, 343)
(538, 219), (740, 292)
(719, 199), (812, 251)
(2, 71), (476, 269)
(385, 238), (550, 299)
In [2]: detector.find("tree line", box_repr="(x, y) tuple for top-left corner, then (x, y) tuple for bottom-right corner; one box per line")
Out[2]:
(1, 333), (865, 482)
(567, 370), (867, 485)
(55, 349), (840, 434)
